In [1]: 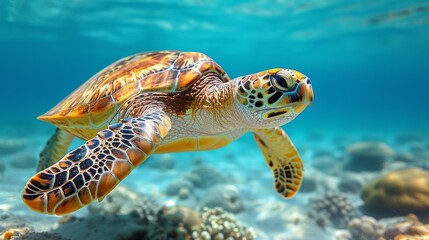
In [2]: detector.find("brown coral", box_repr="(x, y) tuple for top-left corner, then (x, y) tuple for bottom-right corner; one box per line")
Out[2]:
(361, 168), (429, 213)
(384, 214), (429, 240)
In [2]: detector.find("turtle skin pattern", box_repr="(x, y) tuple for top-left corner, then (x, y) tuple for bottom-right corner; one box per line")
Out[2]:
(23, 112), (171, 215)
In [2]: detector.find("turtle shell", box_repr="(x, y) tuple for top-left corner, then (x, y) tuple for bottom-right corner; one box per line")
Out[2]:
(39, 51), (229, 139)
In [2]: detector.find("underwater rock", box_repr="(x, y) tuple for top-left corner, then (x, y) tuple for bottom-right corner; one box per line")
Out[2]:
(200, 184), (244, 213)
(88, 186), (160, 223)
(311, 155), (339, 174)
(2, 228), (66, 240)
(395, 133), (426, 145)
(0, 161), (5, 175)
(361, 168), (429, 214)
(308, 191), (361, 229)
(344, 142), (394, 172)
(126, 206), (200, 240)
(9, 154), (37, 169)
(348, 216), (384, 240)
(165, 178), (194, 199)
(299, 174), (318, 192)
(409, 142), (428, 155)
(183, 165), (227, 188)
(338, 175), (364, 194)
(383, 214), (429, 240)
(192, 207), (256, 240)
(0, 139), (26, 156)
(54, 214), (144, 240)
(393, 152), (415, 163)
(0, 212), (28, 234)
(145, 206), (201, 239)
(145, 155), (176, 170)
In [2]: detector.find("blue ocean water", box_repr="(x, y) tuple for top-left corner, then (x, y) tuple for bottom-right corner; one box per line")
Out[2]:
(1, 0), (429, 134)
(1, 1), (429, 239)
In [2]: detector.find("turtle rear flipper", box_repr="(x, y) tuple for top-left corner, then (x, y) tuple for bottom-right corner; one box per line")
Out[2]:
(253, 127), (303, 198)
(22, 112), (171, 215)
(38, 128), (74, 171)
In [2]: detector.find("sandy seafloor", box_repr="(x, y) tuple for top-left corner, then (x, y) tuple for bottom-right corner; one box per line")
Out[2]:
(1, 119), (428, 240)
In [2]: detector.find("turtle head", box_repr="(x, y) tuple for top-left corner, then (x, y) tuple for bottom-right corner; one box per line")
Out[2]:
(234, 68), (313, 128)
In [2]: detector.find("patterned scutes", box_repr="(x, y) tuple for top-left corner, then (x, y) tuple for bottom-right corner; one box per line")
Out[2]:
(39, 51), (228, 124)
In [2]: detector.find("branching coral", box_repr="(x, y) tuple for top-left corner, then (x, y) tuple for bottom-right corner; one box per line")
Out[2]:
(192, 207), (256, 240)
(308, 191), (361, 229)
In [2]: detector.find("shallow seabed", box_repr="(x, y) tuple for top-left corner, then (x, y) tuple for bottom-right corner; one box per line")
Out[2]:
(1, 122), (429, 239)
(1, 0), (429, 239)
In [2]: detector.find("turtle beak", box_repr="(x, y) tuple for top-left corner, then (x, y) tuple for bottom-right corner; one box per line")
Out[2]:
(292, 70), (313, 106)
(307, 81), (314, 106)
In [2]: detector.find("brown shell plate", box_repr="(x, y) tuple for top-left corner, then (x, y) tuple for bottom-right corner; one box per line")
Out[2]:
(38, 51), (228, 137)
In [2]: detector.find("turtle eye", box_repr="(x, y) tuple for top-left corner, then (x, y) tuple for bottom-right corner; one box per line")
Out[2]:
(270, 74), (296, 92)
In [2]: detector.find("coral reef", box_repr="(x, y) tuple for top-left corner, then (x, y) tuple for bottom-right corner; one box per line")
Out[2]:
(9, 154), (37, 169)
(344, 142), (394, 171)
(165, 178), (194, 199)
(192, 207), (256, 240)
(383, 214), (429, 240)
(183, 165), (227, 188)
(2, 228), (66, 240)
(0, 139), (26, 156)
(200, 184), (244, 213)
(348, 216), (384, 240)
(361, 168), (429, 213)
(88, 186), (160, 223)
(308, 191), (361, 229)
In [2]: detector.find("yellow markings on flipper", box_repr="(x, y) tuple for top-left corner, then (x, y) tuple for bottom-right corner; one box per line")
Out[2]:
(156, 138), (198, 153)
(155, 135), (231, 153)
(22, 112), (171, 215)
(198, 136), (231, 150)
(253, 127), (303, 199)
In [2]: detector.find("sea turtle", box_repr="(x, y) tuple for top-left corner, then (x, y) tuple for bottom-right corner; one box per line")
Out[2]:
(22, 51), (313, 215)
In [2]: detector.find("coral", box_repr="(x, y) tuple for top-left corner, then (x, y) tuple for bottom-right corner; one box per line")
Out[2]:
(183, 165), (227, 188)
(9, 154), (37, 169)
(384, 214), (429, 240)
(141, 206), (201, 240)
(308, 191), (361, 229)
(166, 178), (194, 199)
(88, 186), (160, 223)
(344, 142), (394, 171)
(1, 228), (66, 240)
(361, 168), (429, 213)
(0, 139), (26, 156)
(348, 216), (384, 240)
(200, 185), (244, 213)
(192, 207), (256, 240)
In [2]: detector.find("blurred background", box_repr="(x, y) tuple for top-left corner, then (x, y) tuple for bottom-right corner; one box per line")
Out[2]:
(1, 0), (428, 135)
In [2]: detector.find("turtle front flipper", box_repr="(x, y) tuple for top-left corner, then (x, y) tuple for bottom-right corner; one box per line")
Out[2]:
(38, 128), (74, 171)
(22, 112), (171, 215)
(253, 127), (303, 199)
